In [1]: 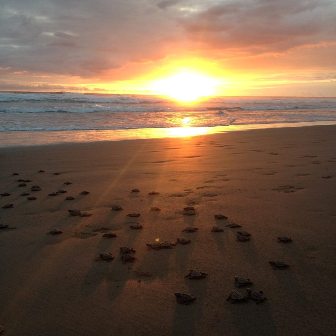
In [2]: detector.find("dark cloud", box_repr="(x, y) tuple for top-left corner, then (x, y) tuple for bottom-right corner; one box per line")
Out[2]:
(181, 0), (336, 52)
(0, 0), (335, 80)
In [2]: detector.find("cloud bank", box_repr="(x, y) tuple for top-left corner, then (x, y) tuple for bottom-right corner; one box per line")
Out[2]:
(0, 0), (335, 84)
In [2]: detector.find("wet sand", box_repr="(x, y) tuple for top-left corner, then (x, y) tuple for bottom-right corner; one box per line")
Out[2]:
(0, 125), (336, 335)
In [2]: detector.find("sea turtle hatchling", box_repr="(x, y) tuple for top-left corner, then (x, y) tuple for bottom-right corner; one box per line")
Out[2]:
(0, 224), (16, 230)
(211, 226), (224, 232)
(48, 229), (63, 235)
(148, 191), (160, 195)
(120, 247), (136, 263)
(182, 227), (198, 233)
(2, 204), (13, 209)
(247, 289), (267, 304)
(176, 238), (191, 245)
(185, 270), (208, 280)
(121, 253), (136, 263)
(175, 293), (196, 305)
(120, 247), (136, 255)
(236, 233), (250, 242)
(277, 236), (292, 243)
(111, 205), (123, 211)
(80, 191), (90, 195)
(226, 290), (249, 303)
(98, 253), (114, 261)
(269, 261), (290, 269)
(225, 223), (242, 229)
(183, 206), (196, 216)
(214, 214), (228, 220)
(130, 223), (143, 230)
(146, 241), (175, 250)
(234, 276), (253, 288)
(127, 213), (140, 218)
(68, 209), (92, 217)
(102, 232), (117, 238)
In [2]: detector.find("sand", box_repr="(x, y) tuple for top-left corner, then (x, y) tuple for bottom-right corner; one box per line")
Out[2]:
(0, 125), (336, 336)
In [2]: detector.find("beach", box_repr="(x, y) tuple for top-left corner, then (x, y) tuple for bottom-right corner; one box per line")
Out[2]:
(0, 124), (336, 336)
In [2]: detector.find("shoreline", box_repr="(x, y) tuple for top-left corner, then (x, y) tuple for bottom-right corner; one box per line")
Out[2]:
(1, 120), (336, 148)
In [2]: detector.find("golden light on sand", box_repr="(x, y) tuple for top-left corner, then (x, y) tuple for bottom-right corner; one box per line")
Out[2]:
(148, 70), (219, 103)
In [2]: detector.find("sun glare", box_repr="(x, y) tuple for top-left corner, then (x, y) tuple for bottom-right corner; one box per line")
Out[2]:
(149, 70), (219, 103)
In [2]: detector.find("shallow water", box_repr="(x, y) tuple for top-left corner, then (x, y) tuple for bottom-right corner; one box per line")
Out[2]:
(0, 92), (335, 146)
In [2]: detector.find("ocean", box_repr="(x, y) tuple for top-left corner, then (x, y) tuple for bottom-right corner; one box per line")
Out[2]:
(0, 92), (336, 146)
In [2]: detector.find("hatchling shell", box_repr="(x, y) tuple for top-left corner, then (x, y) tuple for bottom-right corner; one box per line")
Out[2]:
(182, 227), (198, 233)
(148, 191), (160, 195)
(99, 253), (114, 261)
(248, 289), (266, 304)
(183, 207), (196, 216)
(68, 209), (81, 216)
(236, 234), (250, 242)
(175, 293), (196, 305)
(185, 270), (207, 279)
(146, 241), (175, 250)
(277, 236), (292, 243)
(48, 229), (63, 235)
(176, 238), (191, 245)
(130, 223), (143, 230)
(111, 205), (123, 211)
(225, 223), (242, 228)
(211, 226), (224, 232)
(234, 276), (253, 288)
(2, 204), (13, 209)
(214, 214), (228, 220)
(80, 191), (90, 195)
(121, 253), (136, 263)
(102, 232), (117, 238)
(127, 213), (140, 218)
(120, 247), (136, 255)
(227, 290), (249, 303)
(269, 261), (290, 269)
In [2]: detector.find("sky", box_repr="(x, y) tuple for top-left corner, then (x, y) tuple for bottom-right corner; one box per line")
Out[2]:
(0, 0), (335, 96)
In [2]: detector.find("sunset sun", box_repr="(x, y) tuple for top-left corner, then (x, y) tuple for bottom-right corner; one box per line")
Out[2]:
(148, 70), (219, 103)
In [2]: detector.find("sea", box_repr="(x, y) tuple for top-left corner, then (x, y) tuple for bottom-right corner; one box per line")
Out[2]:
(0, 92), (336, 147)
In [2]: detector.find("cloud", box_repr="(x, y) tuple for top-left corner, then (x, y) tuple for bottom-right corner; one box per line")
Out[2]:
(181, 0), (336, 53)
(0, 0), (335, 82)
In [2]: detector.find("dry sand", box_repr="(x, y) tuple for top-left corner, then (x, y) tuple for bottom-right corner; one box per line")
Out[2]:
(0, 125), (336, 336)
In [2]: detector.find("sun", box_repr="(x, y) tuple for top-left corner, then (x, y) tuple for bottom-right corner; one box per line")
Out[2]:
(148, 70), (219, 103)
